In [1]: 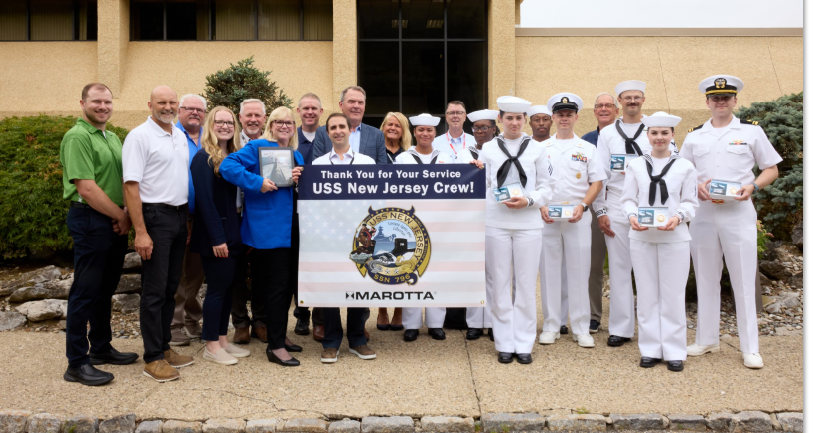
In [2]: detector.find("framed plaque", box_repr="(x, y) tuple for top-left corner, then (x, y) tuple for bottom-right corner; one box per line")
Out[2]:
(258, 147), (296, 187)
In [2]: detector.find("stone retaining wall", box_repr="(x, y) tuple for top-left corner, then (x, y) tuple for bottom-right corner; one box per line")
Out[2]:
(0, 410), (803, 433)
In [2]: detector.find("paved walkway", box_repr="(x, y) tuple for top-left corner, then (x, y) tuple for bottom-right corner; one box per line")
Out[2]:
(0, 300), (802, 421)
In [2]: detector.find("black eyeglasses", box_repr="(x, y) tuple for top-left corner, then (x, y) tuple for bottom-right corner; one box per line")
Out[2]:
(471, 126), (494, 132)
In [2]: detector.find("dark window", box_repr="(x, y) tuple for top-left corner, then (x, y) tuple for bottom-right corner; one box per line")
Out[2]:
(358, 0), (487, 132)
(0, 0), (98, 41)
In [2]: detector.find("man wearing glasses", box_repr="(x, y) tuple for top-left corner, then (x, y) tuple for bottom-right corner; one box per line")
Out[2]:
(169, 94), (208, 347)
(432, 101), (476, 162)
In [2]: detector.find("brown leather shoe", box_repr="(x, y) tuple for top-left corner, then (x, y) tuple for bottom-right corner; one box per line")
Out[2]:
(143, 359), (180, 382)
(233, 327), (250, 345)
(252, 325), (268, 343)
(164, 349), (194, 368)
(313, 325), (325, 342)
(349, 344), (376, 360)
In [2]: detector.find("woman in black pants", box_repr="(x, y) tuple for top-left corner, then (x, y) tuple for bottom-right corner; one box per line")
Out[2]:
(190, 106), (250, 365)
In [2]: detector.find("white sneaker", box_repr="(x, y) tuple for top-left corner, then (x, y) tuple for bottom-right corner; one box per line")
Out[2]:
(743, 353), (764, 369)
(203, 348), (238, 365)
(574, 334), (595, 348)
(224, 343), (251, 358)
(538, 332), (560, 344)
(687, 343), (720, 356)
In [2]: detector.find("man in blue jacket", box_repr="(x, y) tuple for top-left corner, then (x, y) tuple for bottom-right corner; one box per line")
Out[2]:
(309, 86), (387, 164)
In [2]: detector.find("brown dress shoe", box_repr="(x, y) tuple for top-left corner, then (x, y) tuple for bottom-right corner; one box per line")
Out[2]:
(233, 327), (250, 344)
(253, 325), (268, 343)
(143, 359), (180, 382)
(349, 344), (376, 360)
(313, 325), (325, 342)
(164, 349), (194, 368)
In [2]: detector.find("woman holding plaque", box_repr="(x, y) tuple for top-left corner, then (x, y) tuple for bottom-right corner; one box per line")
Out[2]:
(619, 112), (699, 372)
(478, 97), (554, 365)
(220, 107), (304, 367)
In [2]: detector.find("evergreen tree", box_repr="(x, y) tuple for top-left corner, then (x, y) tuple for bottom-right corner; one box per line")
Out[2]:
(202, 56), (292, 116)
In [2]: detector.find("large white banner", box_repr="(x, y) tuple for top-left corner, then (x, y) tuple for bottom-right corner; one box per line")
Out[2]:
(297, 165), (486, 307)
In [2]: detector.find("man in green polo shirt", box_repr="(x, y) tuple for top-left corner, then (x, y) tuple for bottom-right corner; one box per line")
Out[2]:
(60, 83), (139, 386)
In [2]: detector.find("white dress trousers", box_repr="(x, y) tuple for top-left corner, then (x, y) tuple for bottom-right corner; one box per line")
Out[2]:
(603, 195), (636, 338)
(403, 306), (447, 329)
(539, 250), (568, 330)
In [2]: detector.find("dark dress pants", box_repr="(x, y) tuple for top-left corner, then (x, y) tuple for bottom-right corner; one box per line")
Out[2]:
(140, 205), (188, 363)
(230, 254), (264, 329)
(322, 308), (367, 349)
(65, 205), (128, 367)
(251, 247), (294, 350)
(200, 255), (238, 341)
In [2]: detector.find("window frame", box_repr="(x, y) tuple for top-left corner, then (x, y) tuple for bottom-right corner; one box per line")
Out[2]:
(0, 0), (98, 42)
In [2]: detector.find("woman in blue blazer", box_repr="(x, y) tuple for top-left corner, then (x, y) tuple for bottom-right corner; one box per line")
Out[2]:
(220, 106), (304, 367)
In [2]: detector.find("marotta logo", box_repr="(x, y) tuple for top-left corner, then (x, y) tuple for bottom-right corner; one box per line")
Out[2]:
(344, 292), (435, 301)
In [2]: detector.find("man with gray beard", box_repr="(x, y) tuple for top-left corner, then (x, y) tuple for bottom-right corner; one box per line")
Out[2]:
(123, 86), (195, 382)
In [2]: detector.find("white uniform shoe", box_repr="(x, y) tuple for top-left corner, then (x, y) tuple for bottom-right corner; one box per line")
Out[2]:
(687, 343), (720, 356)
(573, 334), (595, 348)
(538, 332), (560, 345)
(743, 353), (764, 369)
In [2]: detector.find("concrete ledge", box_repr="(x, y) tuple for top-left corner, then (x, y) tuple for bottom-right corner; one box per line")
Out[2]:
(420, 417), (474, 433)
(546, 414), (606, 432)
(609, 413), (668, 430)
(776, 412), (804, 432)
(665, 414), (706, 432)
(280, 419), (329, 433)
(361, 417), (414, 433)
(481, 413), (546, 433)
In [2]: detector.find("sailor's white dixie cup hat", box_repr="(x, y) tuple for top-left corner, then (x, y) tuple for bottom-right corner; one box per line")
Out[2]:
(496, 96), (532, 114)
(614, 80), (646, 97)
(467, 109), (499, 122)
(526, 105), (552, 117)
(409, 113), (441, 126)
(641, 111), (682, 128)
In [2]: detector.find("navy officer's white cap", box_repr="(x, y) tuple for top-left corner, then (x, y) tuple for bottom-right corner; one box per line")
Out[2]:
(641, 111), (681, 128)
(699, 75), (743, 96)
(614, 80), (646, 97)
(409, 113), (441, 126)
(547, 93), (583, 113)
(496, 96), (532, 114)
(467, 109), (499, 122)
(526, 105), (552, 117)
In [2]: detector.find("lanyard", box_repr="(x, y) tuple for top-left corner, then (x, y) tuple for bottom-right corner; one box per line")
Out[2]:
(446, 132), (465, 155)
(330, 153), (354, 165)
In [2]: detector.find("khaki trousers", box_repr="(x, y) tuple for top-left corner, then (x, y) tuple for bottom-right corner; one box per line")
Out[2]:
(588, 206), (606, 322)
(170, 244), (205, 329)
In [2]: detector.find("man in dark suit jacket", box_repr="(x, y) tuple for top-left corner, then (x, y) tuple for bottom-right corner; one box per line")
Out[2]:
(309, 86), (387, 164)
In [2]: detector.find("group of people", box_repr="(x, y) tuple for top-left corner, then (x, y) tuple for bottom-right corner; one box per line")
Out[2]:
(59, 74), (781, 386)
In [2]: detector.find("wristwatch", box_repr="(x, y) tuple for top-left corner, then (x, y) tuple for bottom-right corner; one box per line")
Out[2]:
(751, 182), (760, 192)
(581, 203), (589, 211)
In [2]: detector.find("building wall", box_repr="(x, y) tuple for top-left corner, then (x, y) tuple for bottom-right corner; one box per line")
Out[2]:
(515, 36), (803, 143)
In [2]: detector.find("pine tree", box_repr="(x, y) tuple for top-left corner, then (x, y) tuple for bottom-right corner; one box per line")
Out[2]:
(202, 56), (292, 116)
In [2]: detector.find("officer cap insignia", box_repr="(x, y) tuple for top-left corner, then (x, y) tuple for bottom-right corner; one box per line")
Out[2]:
(715, 78), (727, 89)
(562, 97), (569, 104)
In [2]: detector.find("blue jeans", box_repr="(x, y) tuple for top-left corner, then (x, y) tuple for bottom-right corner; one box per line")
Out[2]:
(322, 308), (367, 349)
(65, 204), (128, 367)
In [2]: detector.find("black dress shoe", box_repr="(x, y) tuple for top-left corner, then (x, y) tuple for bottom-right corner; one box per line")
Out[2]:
(667, 360), (684, 372)
(607, 335), (631, 347)
(589, 319), (600, 334)
(639, 357), (661, 368)
(266, 348), (300, 367)
(63, 364), (114, 386)
(428, 328), (446, 340)
(497, 352), (514, 364)
(294, 318), (310, 335)
(389, 324), (404, 331)
(89, 347), (139, 366)
(516, 353), (533, 364)
(404, 329), (419, 341)
(376, 324), (391, 331)
(284, 343), (303, 353)
(488, 328), (494, 341)
(466, 329), (483, 340)
(559, 325), (569, 335)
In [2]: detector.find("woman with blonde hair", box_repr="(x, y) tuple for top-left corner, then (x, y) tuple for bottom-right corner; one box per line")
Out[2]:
(380, 112), (412, 164)
(190, 106), (251, 365)
(264, 106), (299, 150)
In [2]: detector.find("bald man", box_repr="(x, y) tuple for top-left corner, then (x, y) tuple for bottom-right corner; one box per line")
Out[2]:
(123, 86), (195, 382)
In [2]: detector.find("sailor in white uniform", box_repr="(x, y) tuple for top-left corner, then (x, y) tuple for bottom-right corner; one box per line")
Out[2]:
(480, 96), (554, 364)
(593, 80), (678, 348)
(679, 75), (782, 369)
(620, 112), (699, 372)
(397, 113), (481, 341)
(538, 94), (605, 348)
(432, 101), (477, 162)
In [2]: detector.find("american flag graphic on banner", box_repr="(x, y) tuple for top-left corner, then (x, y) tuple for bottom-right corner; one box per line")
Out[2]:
(297, 165), (487, 307)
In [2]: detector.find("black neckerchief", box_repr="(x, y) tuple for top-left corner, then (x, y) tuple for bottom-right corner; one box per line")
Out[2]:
(496, 136), (531, 188)
(645, 156), (678, 205)
(411, 153), (439, 164)
(469, 149), (478, 160)
(615, 119), (645, 156)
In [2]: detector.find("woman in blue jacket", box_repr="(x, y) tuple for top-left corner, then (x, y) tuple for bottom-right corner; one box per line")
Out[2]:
(190, 106), (251, 365)
(220, 106), (304, 367)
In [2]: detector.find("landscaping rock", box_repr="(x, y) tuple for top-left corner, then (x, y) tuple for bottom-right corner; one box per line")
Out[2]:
(759, 272), (771, 287)
(6, 266), (63, 291)
(609, 414), (667, 430)
(708, 413), (736, 431)
(246, 420), (277, 433)
(0, 311), (27, 331)
(123, 252), (143, 273)
(789, 271), (803, 288)
(732, 411), (772, 432)
(28, 413), (63, 433)
(481, 413), (546, 433)
(63, 415), (99, 433)
(666, 414), (706, 432)
(9, 285), (52, 303)
(0, 409), (32, 433)
(203, 418), (245, 433)
(280, 419), (328, 433)
(546, 414), (605, 431)
(776, 413), (803, 432)
(16, 299), (66, 321)
(361, 417), (413, 433)
(759, 260), (792, 281)
(116, 274), (142, 294)
(420, 417), (474, 433)
(791, 220), (803, 249)
(137, 420), (164, 433)
(112, 294), (141, 314)
(163, 420), (202, 433)
(100, 413), (136, 433)
(328, 420), (360, 433)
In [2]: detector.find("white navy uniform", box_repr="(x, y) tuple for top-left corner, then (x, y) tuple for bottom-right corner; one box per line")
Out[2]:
(621, 149), (698, 361)
(540, 132), (605, 338)
(680, 116), (781, 356)
(432, 132), (477, 162)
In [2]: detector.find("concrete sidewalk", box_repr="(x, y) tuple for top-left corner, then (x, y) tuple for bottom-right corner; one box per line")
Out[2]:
(0, 303), (802, 422)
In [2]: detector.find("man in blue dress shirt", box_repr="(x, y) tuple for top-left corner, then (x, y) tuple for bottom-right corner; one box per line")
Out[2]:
(309, 86), (387, 164)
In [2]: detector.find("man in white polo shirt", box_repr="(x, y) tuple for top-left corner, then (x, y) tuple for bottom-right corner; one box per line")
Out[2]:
(432, 101), (476, 162)
(123, 85), (195, 383)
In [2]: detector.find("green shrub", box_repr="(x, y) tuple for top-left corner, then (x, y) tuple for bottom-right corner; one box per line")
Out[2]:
(0, 115), (129, 259)
(202, 56), (293, 116)
(735, 92), (803, 241)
